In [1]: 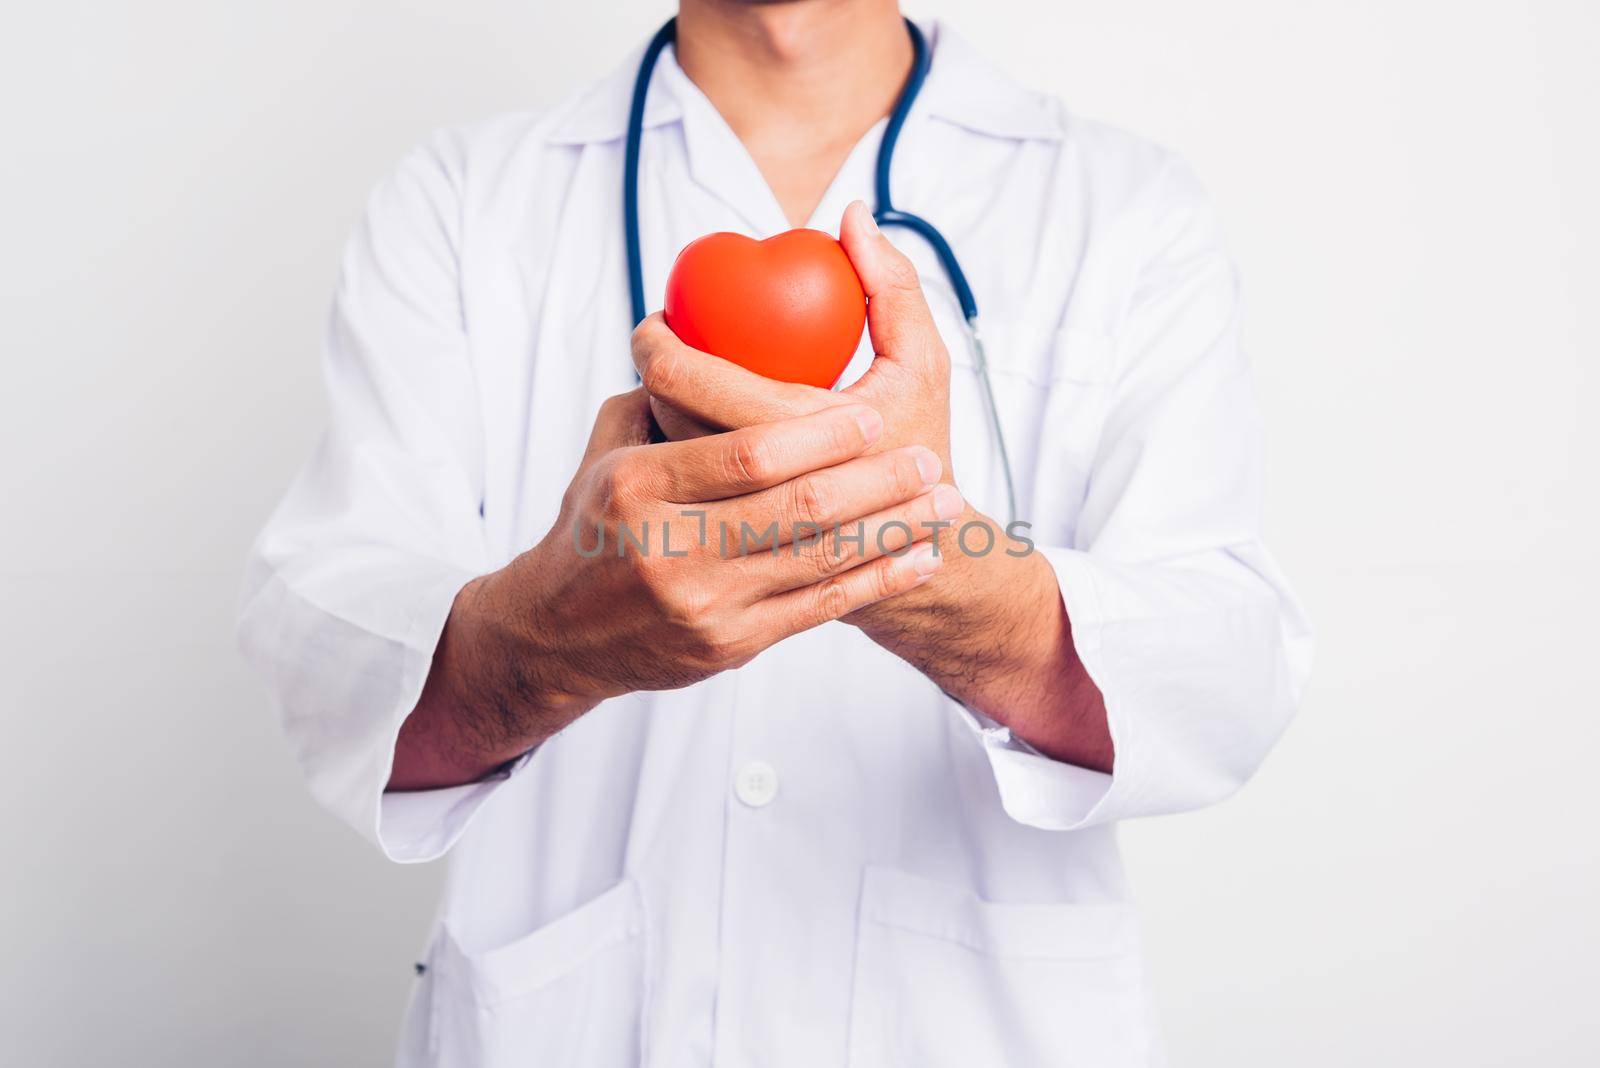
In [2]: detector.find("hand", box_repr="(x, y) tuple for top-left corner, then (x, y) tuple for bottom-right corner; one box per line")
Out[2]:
(388, 388), (964, 789)
(635, 200), (954, 483)
(631, 205), (1112, 772)
(497, 388), (961, 697)
(634, 199), (977, 637)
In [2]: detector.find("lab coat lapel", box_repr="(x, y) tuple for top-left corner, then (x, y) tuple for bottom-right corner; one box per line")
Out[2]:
(658, 54), (791, 238)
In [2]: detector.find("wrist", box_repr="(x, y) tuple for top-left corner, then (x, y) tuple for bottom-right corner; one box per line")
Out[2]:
(389, 569), (580, 791)
(464, 555), (605, 729)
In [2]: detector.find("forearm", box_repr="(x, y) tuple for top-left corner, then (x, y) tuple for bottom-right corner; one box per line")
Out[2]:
(853, 509), (1113, 773)
(387, 569), (598, 792)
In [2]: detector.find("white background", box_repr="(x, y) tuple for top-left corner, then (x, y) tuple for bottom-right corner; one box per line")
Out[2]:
(3, 1), (1595, 1064)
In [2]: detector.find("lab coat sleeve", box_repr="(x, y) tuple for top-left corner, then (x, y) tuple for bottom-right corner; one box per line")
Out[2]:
(960, 157), (1313, 831)
(237, 132), (520, 862)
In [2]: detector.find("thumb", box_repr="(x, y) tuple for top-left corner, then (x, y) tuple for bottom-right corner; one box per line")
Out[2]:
(839, 200), (943, 368)
(582, 387), (654, 464)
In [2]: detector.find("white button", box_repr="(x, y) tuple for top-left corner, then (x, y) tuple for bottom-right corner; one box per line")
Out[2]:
(733, 760), (779, 808)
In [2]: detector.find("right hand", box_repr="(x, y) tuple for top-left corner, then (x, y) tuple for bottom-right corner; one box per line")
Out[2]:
(397, 388), (962, 786)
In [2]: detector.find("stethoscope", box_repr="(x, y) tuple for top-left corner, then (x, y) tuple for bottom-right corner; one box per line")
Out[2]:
(623, 17), (1017, 522)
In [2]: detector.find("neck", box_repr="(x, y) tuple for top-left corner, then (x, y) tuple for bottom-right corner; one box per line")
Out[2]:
(674, 0), (913, 227)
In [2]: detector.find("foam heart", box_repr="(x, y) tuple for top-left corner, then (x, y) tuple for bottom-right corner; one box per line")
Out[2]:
(663, 229), (867, 389)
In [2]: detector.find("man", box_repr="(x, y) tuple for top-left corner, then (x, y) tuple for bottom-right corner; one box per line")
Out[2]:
(239, 0), (1312, 1063)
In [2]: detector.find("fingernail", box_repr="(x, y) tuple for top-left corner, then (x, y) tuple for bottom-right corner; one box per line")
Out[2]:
(910, 544), (943, 578)
(851, 406), (884, 445)
(933, 484), (964, 520)
(914, 449), (942, 486)
(850, 200), (878, 235)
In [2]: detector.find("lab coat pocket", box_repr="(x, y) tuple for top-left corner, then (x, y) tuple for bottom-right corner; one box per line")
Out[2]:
(847, 867), (1152, 1067)
(427, 877), (647, 1068)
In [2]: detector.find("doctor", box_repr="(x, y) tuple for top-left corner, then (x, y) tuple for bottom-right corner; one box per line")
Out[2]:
(240, 0), (1311, 1064)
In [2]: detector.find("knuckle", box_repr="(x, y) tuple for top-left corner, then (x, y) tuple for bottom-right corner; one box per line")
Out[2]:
(679, 583), (714, 622)
(813, 577), (852, 623)
(595, 454), (641, 517)
(629, 314), (668, 359)
(808, 536), (845, 578)
(658, 580), (711, 629)
(791, 532), (837, 581)
(727, 433), (775, 486)
(700, 628), (750, 669)
(614, 386), (651, 421)
(873, 559), (903, 601)
(901, 335), (944, 377)
(628, 321), (650, 356)
(604, 386), (646, 410)
(791, 473), (839, 528)
(638, 346), (683, 398)
(597, 391), (627, 419)
(885, 253), (922, 293)
(860, 557), (900, 603)
(589, 458), (625, 514)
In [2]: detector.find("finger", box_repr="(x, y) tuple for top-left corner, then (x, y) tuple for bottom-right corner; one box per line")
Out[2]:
(644, 403), (885, 503)
(648, 394), (718, 442)
(760, 540), (944, 635)
(633, 311), (845, 430)
(839, 200), (945, 369)
(582, 388), (655, 464)
(706, 444), (942, 550)
(739, 482), (965, 596)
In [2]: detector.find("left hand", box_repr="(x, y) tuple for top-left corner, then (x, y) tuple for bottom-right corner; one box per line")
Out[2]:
(633, 200), (956, 494)
(637, 203), (1111, 769)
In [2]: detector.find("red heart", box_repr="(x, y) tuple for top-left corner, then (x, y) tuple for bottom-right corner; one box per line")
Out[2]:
(663, 229), (867, 389)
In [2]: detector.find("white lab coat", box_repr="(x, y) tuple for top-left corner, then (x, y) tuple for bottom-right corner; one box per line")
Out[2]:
(239, 21), (1311, 1067)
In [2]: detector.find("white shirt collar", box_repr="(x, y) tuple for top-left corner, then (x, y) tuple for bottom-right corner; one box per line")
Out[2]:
(545, 19), (1065, 147)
